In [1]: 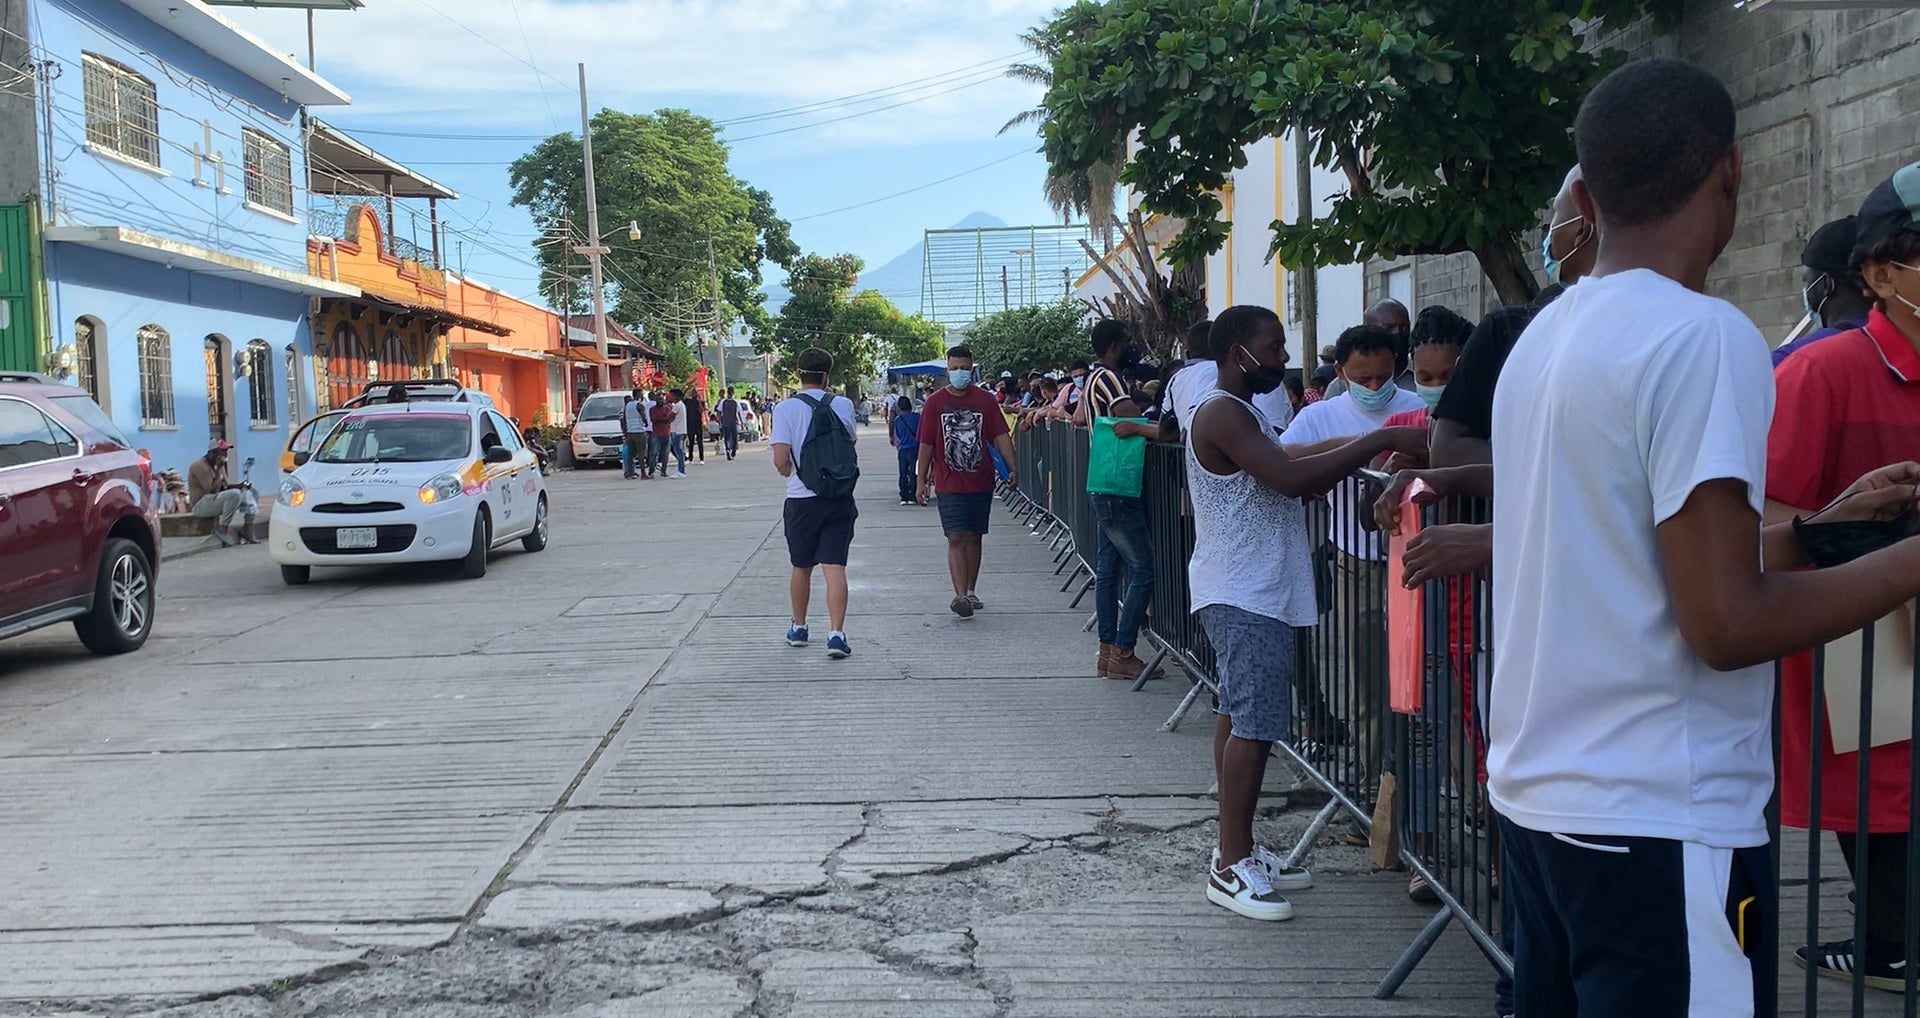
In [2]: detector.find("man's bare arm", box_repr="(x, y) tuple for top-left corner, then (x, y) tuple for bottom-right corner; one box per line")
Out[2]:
(1429, 419), (1491, 469)
(772, 444), (794, 477)
(1210, 407), (1426, 499)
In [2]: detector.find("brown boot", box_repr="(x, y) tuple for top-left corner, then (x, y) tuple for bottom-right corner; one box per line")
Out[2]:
(1096, 642), (1117, 677)
(1104, 647), (1164, 681)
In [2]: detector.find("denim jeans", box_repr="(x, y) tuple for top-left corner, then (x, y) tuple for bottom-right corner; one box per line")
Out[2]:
(649, 434), (670, 474)
(897, 445), (918, 503)
(669, 433), (687, 472)
(1091, 493), (1153, 651)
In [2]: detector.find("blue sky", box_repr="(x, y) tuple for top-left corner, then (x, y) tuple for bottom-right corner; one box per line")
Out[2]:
(222, 0), (1067, 312)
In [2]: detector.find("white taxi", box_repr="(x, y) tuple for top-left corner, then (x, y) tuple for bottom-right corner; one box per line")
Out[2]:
(268, 400), (548, 585)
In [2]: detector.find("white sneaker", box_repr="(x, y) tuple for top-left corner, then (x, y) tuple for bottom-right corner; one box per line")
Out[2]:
(1212, 846), (1313, 891)
(676, 470), (687, 479)
(1206, 857), (1293, 921)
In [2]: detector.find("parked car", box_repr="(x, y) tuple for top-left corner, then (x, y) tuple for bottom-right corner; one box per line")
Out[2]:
(0, 372), (160, 655)
(570, 390), (632, 467)
(270, 394), (547, 584)
(706, 404), (761, 443)
(279, 379), (495, 476)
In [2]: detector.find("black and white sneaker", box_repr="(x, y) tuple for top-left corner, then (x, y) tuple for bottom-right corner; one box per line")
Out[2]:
(1205, 857), (1293, 921)
(1795, 938), (1909, 992)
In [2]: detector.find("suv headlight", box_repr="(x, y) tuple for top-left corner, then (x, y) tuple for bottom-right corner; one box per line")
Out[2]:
(419, 473), (463, 504)
(572, 429), (587, 443)
(277, 477), (306, 508)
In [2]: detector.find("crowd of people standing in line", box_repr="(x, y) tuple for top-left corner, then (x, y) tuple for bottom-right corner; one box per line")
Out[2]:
(617, 386), (766, 479)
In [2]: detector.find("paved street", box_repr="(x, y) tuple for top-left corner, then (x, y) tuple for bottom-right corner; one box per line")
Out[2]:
(0, 426), (1494, 1017)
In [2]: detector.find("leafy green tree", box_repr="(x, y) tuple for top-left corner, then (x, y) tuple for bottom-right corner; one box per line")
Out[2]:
(508, 109), (798, 343)
(1036, 0), (1681, 306)
(762, 255), (942, 389)
(963, 300), (1091, 376)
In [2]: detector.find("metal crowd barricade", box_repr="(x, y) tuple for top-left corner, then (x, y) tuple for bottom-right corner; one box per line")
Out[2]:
(1006, 420), (1920, 1014)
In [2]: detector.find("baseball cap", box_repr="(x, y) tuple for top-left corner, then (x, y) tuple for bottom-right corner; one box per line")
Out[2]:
(1801, 217), (1858, 275)
(1851, 161), (1920, 267)
(1312, 364), (1338, 385)
(208, 438), (231, 452)
(1000, 370), (1013, 379)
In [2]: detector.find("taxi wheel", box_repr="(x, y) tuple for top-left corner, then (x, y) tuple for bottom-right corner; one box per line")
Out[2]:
(280, 564), (311, 586)
(522, 495), (549, 553)
(462, 511), (490, 579)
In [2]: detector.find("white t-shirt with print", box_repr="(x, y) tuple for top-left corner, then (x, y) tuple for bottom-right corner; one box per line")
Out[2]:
(771, 388), (859, 499)
(1282, 387), (1424, 559)
(1488, 269), (1775, 848)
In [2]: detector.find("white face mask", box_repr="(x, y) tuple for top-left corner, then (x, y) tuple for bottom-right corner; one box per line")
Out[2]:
(1888, 261), (1920, 317)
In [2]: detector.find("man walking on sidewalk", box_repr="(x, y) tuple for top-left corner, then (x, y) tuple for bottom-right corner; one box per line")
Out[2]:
(917, 345), (1017, 618)
(717, 387), (743, 460)
(772, 348), (860, 659)
(890, 395), (920, 504)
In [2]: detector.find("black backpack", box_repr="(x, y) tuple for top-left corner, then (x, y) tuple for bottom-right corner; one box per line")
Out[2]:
(797, 393), (859, 498)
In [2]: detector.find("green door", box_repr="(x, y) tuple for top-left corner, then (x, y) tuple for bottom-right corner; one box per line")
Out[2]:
(0, 204), (35, 372)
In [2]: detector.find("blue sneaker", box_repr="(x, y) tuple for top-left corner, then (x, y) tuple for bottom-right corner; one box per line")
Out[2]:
(826, 632), (851, 659)
(785, 624), (809, 647)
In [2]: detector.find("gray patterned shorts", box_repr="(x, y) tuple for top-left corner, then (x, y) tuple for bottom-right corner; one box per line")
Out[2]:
(1197, 604), (1296, 744)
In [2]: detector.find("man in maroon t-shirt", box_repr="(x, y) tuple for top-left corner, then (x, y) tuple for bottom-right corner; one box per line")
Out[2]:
(917, 345), (1017, 618)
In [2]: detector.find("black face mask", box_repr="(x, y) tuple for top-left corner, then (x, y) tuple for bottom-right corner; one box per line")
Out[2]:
(1235, 346), (1288, 396)
(1119, 344), (1142, 369)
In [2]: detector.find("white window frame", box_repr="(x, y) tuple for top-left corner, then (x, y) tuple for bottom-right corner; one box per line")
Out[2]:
(246, 340), (276, 427)
(81, 53), (160, 169)
(241, 128), (295, 218)
(137, 324), (175, 429)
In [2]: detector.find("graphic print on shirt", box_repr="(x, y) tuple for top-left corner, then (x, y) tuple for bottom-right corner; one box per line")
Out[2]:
(942, 409), (985, 473)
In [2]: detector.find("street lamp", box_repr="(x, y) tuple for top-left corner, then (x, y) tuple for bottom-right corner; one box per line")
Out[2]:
(1009, 247), (1036, 306)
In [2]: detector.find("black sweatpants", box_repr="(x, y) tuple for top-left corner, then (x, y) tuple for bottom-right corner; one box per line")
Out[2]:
(686, 423), (706, 461)
(1499, 817), (1768, 1016)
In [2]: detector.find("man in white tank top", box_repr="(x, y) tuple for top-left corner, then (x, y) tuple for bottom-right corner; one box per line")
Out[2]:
(1186, 305), (1428, 922)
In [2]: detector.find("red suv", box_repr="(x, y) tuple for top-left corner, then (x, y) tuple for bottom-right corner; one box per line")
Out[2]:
(0, 373), (159, 654)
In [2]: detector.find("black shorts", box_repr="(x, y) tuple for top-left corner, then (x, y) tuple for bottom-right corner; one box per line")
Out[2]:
(936, 490), (993, 536)
(784, 495), (858, 568)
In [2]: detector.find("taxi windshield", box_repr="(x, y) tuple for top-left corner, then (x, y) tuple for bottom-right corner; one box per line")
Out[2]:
(578, 394), (625, 421)
(315, 414), (471, 464)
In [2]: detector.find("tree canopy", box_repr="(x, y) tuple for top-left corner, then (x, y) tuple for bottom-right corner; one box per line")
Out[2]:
(760, 254), (943, 389)
(963, 300), (1093, 377)
(1035, 0), (1681, 305)
(508, 108), (800, 348)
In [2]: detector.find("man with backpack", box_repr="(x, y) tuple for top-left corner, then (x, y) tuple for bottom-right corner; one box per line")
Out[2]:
(771, 348), (861, 659)
(717, 387), (744, 460)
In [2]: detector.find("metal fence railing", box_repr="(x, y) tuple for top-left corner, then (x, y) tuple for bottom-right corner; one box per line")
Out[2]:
(1002, 420), (1920, 1016)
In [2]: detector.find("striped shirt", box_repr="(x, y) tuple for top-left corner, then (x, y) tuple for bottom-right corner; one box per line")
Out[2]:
(1084, 364), (1129, 418)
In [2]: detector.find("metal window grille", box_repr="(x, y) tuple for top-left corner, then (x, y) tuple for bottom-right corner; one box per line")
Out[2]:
(137, 324), (173, 426)
(242, 129), (293, 215)
(74, 318), (99, 403)
(81, 54), (159, 168)
(247, 341), (275, 425)
(283, 345), (300, 427)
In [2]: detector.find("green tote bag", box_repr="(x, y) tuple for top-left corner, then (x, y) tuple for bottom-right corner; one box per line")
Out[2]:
(1086, 417), (1149, 497)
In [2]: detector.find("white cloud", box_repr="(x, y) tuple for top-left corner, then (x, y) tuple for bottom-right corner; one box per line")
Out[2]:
(224, 0), (1054, 149)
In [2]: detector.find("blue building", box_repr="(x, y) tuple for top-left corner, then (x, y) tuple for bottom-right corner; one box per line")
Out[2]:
(0, 0), (354, 476)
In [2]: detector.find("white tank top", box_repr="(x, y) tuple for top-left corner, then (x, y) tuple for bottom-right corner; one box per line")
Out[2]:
(1185, 390), (1318, 626)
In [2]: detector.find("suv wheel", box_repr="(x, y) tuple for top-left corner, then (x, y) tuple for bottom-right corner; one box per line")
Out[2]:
(462, 511), (490, 579)
(521, 496), (549, 552)
(74, 538), (154, 655)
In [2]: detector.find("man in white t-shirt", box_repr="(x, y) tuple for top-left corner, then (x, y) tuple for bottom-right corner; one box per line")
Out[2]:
(1162, 320), (1217, 440)
(1488, 58), (1920, 1013)
(1282, 323), (1424, 795)
(771, 348), (860, 660)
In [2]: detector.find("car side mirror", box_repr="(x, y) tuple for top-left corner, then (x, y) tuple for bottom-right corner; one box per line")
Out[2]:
(292, 451), (311, 466)
(484, 445), (514, 464)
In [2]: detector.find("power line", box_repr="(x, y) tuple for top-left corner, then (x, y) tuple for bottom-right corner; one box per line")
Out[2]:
(790, 150), (1032, 221)
(725, 72), (1009, 143)
(716, 53), (1024, 126)
(405, 0), (573, 94)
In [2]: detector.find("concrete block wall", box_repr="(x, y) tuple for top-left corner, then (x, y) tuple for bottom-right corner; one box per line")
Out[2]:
(1364, 1), (1920, 339)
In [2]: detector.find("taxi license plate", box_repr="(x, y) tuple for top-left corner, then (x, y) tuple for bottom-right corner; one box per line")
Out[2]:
(336, 527), (378, 549)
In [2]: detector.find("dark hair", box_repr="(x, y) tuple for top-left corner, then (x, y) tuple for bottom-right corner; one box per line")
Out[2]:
(796, 347), (832, 380)
(1857, 228), (1920, 303)
(1184, 319), (1214, 360)
(1333, 324), (1400, 365)
(1208, 306), (1281, 360)
(896, 395), (913, 412)
(1090, 319), (1130, 356)
(1284, 375), (1305, 401)
(1410, 306), (1473, 349)
(669, 388), (684, 400)
(947, 344), (973, 360)
(1040, 376), (1059, 392)
(1575, 58), (1735, 227)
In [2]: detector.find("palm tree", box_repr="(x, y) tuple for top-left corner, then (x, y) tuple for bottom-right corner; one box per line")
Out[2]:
(999, 28), (1122, 252)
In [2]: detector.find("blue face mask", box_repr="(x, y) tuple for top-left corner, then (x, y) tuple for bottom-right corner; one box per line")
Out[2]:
(1540, 231), (1564, 287)
(1416, 383), (1446, 411)
(948, 369), (973, 389)
(1349, 379), (1398, 412)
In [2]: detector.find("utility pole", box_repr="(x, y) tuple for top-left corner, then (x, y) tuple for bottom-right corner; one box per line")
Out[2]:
(576, 64), (611, 390)
(1293, 133), (1319, 353)
(1000, 265), (1010, 311)
(707, 236), (728, 394)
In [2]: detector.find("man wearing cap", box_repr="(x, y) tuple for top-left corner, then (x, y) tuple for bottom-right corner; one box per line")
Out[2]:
(1766, 160), (1920, 991)
(1773, 215), (1875, 365)
(187, 439), (258, 546)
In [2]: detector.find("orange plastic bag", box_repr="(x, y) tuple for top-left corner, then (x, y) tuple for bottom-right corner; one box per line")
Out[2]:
(1387, 481), (1429, 715)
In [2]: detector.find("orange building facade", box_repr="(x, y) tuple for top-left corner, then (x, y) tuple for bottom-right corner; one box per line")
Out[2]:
(446, 278), (563, 424)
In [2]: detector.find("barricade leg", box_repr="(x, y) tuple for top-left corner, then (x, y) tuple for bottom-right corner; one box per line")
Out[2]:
(1060, 562), (1087, 592)
(1375, 908), (1454, 999)
(1130, 644), (1169, 692)
(1070, 576), (1094, 609)
(1162, 674), (1214, 732)
(1283, 799), (1342, 870)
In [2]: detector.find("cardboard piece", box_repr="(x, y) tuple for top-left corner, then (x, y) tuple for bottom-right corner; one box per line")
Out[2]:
(1821, 602), (1916, 755)
(1387, 483), (1429, 715)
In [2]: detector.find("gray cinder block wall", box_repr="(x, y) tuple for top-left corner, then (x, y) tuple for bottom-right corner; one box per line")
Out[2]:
(1364, 2), (1920, 340)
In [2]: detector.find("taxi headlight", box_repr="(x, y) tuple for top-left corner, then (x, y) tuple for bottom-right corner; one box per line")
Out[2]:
(277, 477), (306, 508)
(572, 430), (587, 443)
(419, 473), (463, 504)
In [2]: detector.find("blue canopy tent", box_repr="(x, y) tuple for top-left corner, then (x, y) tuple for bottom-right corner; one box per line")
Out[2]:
(885, 359), (947, 381)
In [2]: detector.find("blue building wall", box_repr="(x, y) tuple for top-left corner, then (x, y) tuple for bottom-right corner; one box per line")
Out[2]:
(28, 0), (340, 478)
(47, 244), (315, 479)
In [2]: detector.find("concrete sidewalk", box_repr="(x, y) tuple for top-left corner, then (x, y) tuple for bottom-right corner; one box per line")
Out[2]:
(0, 427), (1495, 1017)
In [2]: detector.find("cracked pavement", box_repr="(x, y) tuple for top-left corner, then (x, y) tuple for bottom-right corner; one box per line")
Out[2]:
(0, 431), (1493, 1016)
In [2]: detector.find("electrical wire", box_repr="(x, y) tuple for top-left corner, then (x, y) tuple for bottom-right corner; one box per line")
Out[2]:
(791, 150), (1031, 221)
